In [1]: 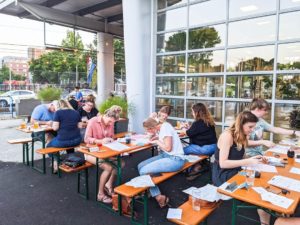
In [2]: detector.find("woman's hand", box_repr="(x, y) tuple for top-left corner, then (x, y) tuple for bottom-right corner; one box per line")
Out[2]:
(95, 138), (113, 144)
(247, 155), (263, 165)
(149, 140), (159, 145)
(262, 140), (275, 148)
(150, 136), (158, 141)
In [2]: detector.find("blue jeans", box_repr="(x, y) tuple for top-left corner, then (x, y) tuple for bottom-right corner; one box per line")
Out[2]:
(47, 136), (82, 159)
(138, 152), (185, 197)
(183, 144), (217, 156)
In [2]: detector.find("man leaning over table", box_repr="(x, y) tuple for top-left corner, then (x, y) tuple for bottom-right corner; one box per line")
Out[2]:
(30, 100), (59, 126)
(247, 98), (300, 157)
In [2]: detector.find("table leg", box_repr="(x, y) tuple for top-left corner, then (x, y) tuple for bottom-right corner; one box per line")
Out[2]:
(232, 198), (237, 225)
(117, 155), (121, 185)
(95, 158), (99, 201)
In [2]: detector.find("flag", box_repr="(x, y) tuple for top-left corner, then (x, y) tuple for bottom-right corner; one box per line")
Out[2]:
(87, 56), (96, 84)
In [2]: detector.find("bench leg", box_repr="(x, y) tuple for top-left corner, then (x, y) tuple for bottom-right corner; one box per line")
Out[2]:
(25, 143), (29, 166)
(95, 158), (99, 201)
(232, 198), (237, 225)
(22, 143), (25, 165)
(143, 192), (148, 225)
(85, 168), (89, 200)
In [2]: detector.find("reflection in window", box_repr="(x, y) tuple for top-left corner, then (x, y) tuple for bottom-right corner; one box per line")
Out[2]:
(227, 46), (274, 72)
(157, 0), (187, 10)
(156, 77), (185, 96)
(188, 50), (224, 73)
(157, 7), (187, 31)
(186, 100), (222, 122)
(157, 31), (186, 53)
(229, 0), (276, 19)
(187, 76), (223, 97)
(276, 74), (300, 100)
(280, 0), (300, 10)
(228, 16), (276, 45)
(157, 54), (185, 74)
(277, 43), (300, 70)
(279, 11), (300, 40)
(274, 103), (300, 142)
(226, 75), (273, 99)
(155, 98), (184, 118)
(189, 0), (226, 27)
(189, 25), (225, 49)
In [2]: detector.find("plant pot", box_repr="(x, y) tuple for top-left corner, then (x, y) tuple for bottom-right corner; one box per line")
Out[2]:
(114, 118), (129, 134)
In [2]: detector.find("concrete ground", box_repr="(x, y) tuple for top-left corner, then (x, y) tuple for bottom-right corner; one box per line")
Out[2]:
(0, 119), (296, 225)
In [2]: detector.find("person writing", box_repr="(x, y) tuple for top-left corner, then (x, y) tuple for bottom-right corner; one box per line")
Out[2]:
(150, 105), (171, 123)
(138, 117), (185, 208)
(212, 111), (270, 225)
(30, 100), (58, 125)
(84, 106), (121, 204)
(247, 98), (300, 157)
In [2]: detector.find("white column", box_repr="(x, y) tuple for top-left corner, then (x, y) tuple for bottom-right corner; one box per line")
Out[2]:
(123, 0), (152, 133)
(96, 32), (114, 104)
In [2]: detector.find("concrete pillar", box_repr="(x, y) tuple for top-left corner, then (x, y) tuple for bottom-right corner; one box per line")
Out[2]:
(123, 0), (152, 133)
(96, 32), (114, 104)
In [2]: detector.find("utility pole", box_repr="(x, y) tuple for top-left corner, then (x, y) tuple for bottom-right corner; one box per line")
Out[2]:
(9, 68), (12, 91)
(75, 63), (78, 86)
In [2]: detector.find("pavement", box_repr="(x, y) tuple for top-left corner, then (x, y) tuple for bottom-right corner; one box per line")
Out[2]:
(0, 119), (296, 225)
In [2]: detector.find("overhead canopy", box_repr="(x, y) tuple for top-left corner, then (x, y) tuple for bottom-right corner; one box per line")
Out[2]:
(0, 0), (123, 37)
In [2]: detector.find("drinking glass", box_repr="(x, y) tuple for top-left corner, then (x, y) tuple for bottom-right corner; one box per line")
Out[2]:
(245, 169), (255, 187)
(191, 190), (201, 211)
(33, 121), (39, 129)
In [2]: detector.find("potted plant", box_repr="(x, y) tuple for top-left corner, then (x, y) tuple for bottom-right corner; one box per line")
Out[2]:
(37, 87), (62, 103)
(99, 96), (135, 134)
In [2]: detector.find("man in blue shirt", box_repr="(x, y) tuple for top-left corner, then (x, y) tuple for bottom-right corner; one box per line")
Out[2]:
(30, 101), (58, 125)
(74, 86), (83, 103)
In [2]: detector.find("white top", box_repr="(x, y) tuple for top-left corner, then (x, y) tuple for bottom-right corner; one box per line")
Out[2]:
(159, 122), (184, 156)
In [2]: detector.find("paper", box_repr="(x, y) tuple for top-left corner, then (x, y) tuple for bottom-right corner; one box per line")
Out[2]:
(182, 186), (197, 195)
(125, 175), (155, 188)
(279, 139), (298, 146)
(252, 187), (268, 195)
(181, 155), (201, 163)
(131, 134), (150, 146)
(167, 208), (182, 220)
(103, 141), (130, 151)
(268, 175), (300, 192)
(289, 167), (300, 175)
(295, 157), (300, 163)
(261, 192), (294, 209)
(266, 145), (290, 154)
(242, 164), (277, 173)
(183, 184), (231, 201)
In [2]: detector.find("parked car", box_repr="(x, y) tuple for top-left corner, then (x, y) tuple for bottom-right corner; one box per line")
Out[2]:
(66, 89), (97, 101)
(0, 90), (36, 107)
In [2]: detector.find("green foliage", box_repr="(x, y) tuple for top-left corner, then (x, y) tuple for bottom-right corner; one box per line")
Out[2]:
(37, 87), (61, 101)
(0, 65), (26, 83)
(98, 96), (135, 118)
(114, 39), (125, 81)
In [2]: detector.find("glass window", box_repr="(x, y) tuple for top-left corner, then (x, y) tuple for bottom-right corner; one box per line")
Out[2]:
(156, 76), (185, 96)
(225, 101), (272, 125)
(189, 24), (226, 49)
(229, 0), (276, 19)
(228, 16), (276, 45)
(226, 75), (273, 99)
(277, 42), (300, 70)
(157, 54), (185, 74)
(276, 74), (300, 100)
(157, 7), (187, 31)
(274, 103), (300, 142)
(186, 100), (222, 122)
(155, 98), (184, 118)
(280, 0), (300, 10)
(157, 0), (187, 10)
(157, 31), (186, 53)
(279, 11), (300, 40)
(187, 76), (223, 97)
(188, 50), (225, 73)
(227, 46), (274, 72)
(189, 0), (226, 27)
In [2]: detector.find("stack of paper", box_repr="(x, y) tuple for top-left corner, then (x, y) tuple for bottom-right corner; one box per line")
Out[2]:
(125, 175), (155, 188)
(252, 187), (294, 209)
(167, 208), (182, 220)
(280, 139), (298, 146)
(181, 155), (201, 163)
(268, 175), (300, 192)
(103, 141), (130, 151)
(289, 167), (300, 175)
(183, 184), (231, 201)
(266, 145), (290, 154)
(242, 164), (277, 173)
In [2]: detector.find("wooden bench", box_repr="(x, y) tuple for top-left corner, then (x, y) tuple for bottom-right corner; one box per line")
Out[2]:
(114, 156), (208, 225)
(36, 146), (79, 176)
(8, 138), (33, 166)
(59, 162), (94, 200)
(168, 200), (221, 225)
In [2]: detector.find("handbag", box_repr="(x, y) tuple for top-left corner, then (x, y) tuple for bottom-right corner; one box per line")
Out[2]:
(62, 153), (85, 168)
(112, 194), (136, 218)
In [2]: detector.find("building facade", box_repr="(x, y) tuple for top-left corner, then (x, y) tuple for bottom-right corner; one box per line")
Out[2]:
(2, 56), (29, 79)
(153, 0), (300, 141)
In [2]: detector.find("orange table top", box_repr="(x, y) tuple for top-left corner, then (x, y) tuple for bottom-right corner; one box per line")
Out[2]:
(16, 125), (53, 133)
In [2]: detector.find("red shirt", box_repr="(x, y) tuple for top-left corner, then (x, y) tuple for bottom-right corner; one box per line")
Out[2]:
(84, 116), (114, 144)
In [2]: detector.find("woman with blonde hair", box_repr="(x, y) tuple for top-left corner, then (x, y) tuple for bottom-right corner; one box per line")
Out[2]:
(84, 106), (122, 204)
(138, 117), (185, 208)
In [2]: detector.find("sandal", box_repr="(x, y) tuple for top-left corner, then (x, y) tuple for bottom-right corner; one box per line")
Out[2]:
(104, 186), (114, 197)
(97, 194), (112, 204)
(157, 195), (170, 208)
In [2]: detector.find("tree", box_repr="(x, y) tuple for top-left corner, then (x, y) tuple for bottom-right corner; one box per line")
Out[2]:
(114, 38), (125, 82)
(0, 65), (25, 83)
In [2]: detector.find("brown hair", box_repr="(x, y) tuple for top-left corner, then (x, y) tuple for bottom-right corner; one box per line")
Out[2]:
(191, 103), (215, 126)
(86, 94), (96, 103)
(159, 106), (171, 115)
(249, 98), (270, 111)
(57, 99), (73, 110)
(104, 105), (121, 120)
(228, 111), (258, 150)
(143, 117), (159, 129)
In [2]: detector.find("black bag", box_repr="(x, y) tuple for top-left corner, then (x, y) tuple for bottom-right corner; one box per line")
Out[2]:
(62, 152), (85, 168)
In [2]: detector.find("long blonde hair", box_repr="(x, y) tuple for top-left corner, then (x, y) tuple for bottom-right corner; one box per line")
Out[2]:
(103, 105), (121, 120)
(228, 111), (258, 150)
(57, 99), (73, 110)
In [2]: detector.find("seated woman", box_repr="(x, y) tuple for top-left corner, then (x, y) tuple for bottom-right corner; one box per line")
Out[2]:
(182, 103), (217, 178)
(84, 107), (121, 204)
(47, 99), (82, 171)
(150, 105), (171, 123)
(212, 111), (270, 225)
(138, 117), (185, 208)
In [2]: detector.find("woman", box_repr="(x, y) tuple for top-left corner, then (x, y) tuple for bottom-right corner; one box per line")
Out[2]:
(138, 117), (185, 208)
(84, 107), (121, 204)
(47, 99), (82, 171)
(212, 111), (270, 225)
(150, 105), (172, 123)
(183, 103), (217, 178)
(247, 98), (300, 157)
